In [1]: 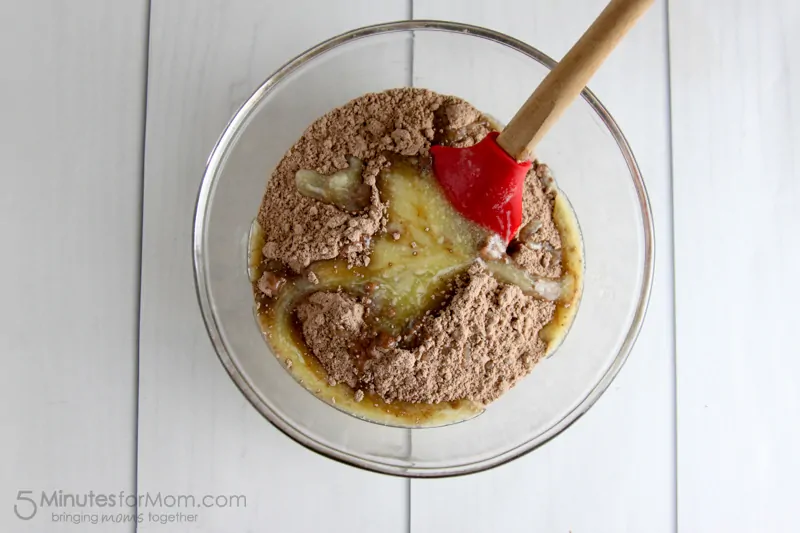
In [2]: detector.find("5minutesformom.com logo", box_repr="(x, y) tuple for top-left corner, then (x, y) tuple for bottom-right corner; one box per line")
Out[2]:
(14, 489), (246, 523)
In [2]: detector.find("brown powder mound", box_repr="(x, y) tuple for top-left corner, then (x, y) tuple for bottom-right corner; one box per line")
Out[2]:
(520, 162), (561, 249)
(298, 264), (556, 405)
(295, 292), (365, 388)
(373, 264), (555, 404)
(511, 246), (562, 278)
(510, 161), (562, 279)
(257, 88), (493, 272)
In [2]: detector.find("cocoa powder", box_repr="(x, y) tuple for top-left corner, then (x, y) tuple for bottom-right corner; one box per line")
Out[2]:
(295, 292), (365, 389)
(257, 88), (492, 272)
(258, 88), (563, 405)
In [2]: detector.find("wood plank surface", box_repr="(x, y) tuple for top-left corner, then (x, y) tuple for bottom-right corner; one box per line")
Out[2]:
(410, 1), (676, 531)
(669, 1), (800, 531)
(0, 1), (148, 531)
(7, 0), (798, 531)
(137, 1), (410, 531)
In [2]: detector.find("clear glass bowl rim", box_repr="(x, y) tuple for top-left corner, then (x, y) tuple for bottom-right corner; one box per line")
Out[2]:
(192, 19), (655, 478)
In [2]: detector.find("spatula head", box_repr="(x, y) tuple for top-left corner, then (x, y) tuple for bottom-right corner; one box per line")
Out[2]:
(430, 132), (532, 242)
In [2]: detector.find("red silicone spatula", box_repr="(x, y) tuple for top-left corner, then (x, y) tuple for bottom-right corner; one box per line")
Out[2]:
(430, 0), (654, 242)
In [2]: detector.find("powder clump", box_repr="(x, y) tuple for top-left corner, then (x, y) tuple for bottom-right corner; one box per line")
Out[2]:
(295, 292), (366, 389)
(367, 264), (555, 405)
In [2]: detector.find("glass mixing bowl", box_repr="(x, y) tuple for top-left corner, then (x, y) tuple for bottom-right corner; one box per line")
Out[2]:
(193, 21), (654, 477)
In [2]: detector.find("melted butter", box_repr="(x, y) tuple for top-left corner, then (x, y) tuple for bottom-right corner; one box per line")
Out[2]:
(250, 158), (584, 428)
(295, 157), (371, 213)
(348, 158), (483, 331)
(540, 193), (583, 350)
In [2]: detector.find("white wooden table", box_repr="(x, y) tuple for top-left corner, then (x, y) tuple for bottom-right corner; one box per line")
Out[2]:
(2, 1), (797, 531)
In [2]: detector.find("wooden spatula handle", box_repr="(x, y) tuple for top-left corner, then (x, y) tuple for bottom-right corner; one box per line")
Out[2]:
(496, 0), (654, 161)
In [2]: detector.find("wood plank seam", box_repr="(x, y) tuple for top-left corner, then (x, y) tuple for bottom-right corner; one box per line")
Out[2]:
(134, 1), (154, 531)
(663, 0), (679, 531)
